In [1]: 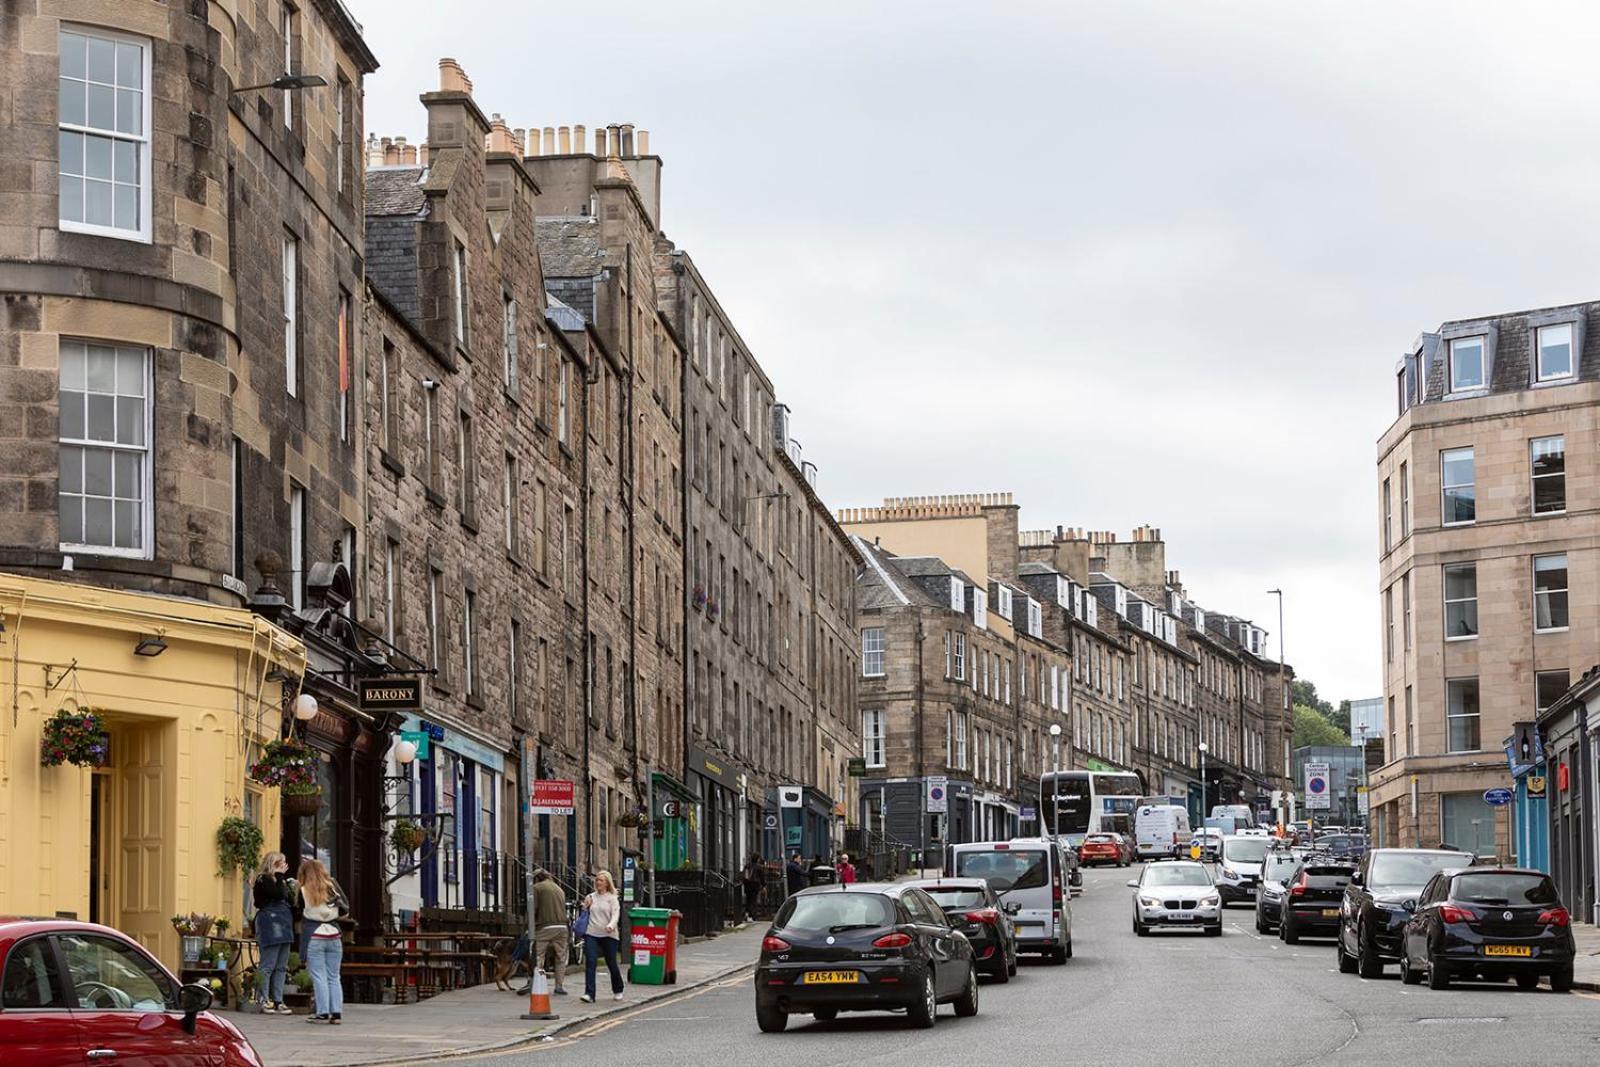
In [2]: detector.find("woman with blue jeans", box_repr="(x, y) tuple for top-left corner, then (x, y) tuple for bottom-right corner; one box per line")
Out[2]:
(581, 870), (624, 1003)
(251, 852), (296, 1013)
(296, 858), (347, 1024)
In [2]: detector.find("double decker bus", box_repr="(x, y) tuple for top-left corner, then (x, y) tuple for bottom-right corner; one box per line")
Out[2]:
(1039, 770), (1146, 848)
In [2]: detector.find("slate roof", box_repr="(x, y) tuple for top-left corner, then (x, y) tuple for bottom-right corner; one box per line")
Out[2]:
(536, 217), (604, 278)
(365, 167), (427, 217)
(854, 540), (946, 612)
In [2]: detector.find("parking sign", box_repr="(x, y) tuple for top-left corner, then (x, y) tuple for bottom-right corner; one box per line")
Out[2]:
(1305, 762), (1331, 810)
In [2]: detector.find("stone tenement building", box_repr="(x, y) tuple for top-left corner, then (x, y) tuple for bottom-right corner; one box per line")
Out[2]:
(1373, 299), (1600, 861)
(655, 241), (862, 872)
(0, 0), (376, 964)
(843, 495), (1293, 844)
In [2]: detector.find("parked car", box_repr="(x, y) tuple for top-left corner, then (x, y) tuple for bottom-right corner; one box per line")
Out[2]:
(1214, 834), (1270, 906)
(0, 918), (260, 1067)
(908, 877), (1019, 982)
(949, 838), (1073, 963)
(1400, 867), (1576, 992)
(1128, 860), (1222, 937)
(1278, 859), (1357, 943)
(1336, 847), (1476, 978)
(1311, 833), (1368, 862)
(1254, 849), (1307, 933)
(1078, 832), (1133, 867)
(754, 883), (980, 1032)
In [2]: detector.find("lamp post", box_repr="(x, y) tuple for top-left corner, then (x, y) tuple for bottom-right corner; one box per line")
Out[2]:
(1198, 741), (1208, 829)
(1049, 724), (1062, 842)
(1355, 724), (1370, 830)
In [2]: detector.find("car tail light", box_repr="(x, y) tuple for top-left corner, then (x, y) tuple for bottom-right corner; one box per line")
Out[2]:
(872, 932), (913, 949)
(1439, 905), (1479, 924)
(964, 908), (1000, 925)
(1537, 907), (1571, 927)
(762, 935), (791, 953)
(1289, 872), (1308, 898)
(980, 946), (995, 958)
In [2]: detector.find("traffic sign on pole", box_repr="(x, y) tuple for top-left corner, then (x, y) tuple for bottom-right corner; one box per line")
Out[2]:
(1305, 762), (1331, 811)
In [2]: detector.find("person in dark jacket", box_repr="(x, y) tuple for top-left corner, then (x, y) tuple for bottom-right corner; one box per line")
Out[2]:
(741, 853), (764, 920)
(785, 852), (806, 896)
(251, 852), (297, 1013)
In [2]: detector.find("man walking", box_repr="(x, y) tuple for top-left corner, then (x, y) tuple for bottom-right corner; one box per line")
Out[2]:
(785, 852), (807, 897)
(518, 869), (570, 996)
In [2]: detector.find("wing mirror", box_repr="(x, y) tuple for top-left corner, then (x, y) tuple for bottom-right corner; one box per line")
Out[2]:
(178, 982), (213, 1035)
(1002, 901), (1021, 916)
(1403, 898), (1419, 912)
(1126, 880), (1140, 889)
(1349, 872), (1364, 887)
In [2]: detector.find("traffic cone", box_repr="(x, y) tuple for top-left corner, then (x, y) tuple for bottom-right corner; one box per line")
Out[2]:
(519, 966), (559, 1021)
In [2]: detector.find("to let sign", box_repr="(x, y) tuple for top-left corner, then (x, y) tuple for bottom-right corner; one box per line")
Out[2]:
(531, 779), (575, 816)
(358, 677), (422, 712)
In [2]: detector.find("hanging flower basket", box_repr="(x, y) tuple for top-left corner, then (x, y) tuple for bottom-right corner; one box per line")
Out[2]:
(249, 738), (318, 789)
(40, 708), (110, 767)
(281, 784), (323, 818)
(390, 820), (426, 853)
(216, 817), (264, 878)
(616, 806), (647, 829)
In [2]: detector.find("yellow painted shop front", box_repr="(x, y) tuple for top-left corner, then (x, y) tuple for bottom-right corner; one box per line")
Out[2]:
(0, 574), (303, 968)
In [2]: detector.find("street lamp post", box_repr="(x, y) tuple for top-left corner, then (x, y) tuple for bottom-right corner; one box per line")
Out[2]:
(1356, 724), (1370, 831)
(1049, 724), (1062, 842)
(1198, 741), (1208, 828)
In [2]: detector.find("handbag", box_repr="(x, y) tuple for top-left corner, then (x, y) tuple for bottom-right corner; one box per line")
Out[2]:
(571, 907), (590, 939)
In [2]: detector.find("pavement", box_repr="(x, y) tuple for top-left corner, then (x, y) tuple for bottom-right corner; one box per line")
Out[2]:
(236, 924), (766, 1067)
(450, 865), (1600, 1067)
(1574, 919), (1600, 991)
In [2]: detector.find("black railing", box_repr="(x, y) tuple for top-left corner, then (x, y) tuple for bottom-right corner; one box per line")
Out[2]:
(651, 869), (739, 938)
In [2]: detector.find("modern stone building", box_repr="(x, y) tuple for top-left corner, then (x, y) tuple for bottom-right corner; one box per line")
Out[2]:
(1372, 299), (1600, 859)
(0, 0), (377, 963)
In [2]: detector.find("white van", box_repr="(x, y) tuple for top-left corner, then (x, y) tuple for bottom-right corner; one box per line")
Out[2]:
(1134, 804), (1192, 860)
(949, 838), (1073, 964)
(1214, 833), (1270, 904)
(1210, 804), (1255, 828)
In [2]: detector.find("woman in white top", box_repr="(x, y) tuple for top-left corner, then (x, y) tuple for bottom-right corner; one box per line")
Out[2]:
(581, 870), (625, 1003)
(297, 858), (348, 1024)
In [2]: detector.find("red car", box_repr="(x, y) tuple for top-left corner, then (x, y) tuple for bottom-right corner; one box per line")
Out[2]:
(1077, 832), (1133, 867)
(0, 917), (262, 1066)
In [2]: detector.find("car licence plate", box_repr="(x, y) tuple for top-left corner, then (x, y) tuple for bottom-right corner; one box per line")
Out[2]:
(1321, 908), (1340, 918)
(1167, 912), (1193, 921)
(1484, 945), (1531, 958)
(801, 970), (862, 984)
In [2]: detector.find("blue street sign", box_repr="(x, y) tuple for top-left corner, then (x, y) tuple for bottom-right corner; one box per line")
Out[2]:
(1020, 807), (1037, 820)
(1483, 787), (1513, 807)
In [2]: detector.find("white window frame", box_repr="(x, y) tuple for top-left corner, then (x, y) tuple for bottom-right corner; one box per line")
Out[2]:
(1442, 562), (1477, 641)
(861, 627), (885, 678)
(452, 240), (469, 346)
(955, 712), (968, 770)
(282, 232), (298, 396)
(1448, 335), (1486, 393)
(464, 588), (478, 697)
(336, 289), (350, 441)
(502, 292), (519, 393)
(58, 25), (153, 243)
(972, 587), (988, 629)
(996, 586), (1013, 621)
(1440, 447), (1475, 527)
(1536, 322), (1575, 382)
(57, 339), (153, 558)
(557, 358), (570, 445)
(948, 576), (964, 612)
(280, 3), (295, 128)
(1533, 553), (1569, 633)
(288, 483), (305, 610)
(1027, 598), (1042, 638)
(503, 452), (518, 554)
(952, 633), (966, 681)
(1445, 677), (1481, 753)
(383, 538), (397, 645)
(1530, 436), (1565, 516)
(863, 708), (886, 768)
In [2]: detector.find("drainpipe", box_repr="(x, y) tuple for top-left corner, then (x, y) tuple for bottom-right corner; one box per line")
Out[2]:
(581, 347), (595, 875)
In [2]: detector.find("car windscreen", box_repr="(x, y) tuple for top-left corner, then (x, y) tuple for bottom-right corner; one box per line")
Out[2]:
(923, 888), (989, 908)
(1142, 864), (1211, 888)
(1084, 834), (1118, 843)
(1303, 866), (1355, 887)
(1369, 852), (1475, 890)
(776, 893), (896, 932)
(1451, 872), (1558, 906)
(1262, 854), (1302, 881)
(1222, 838), (1269, 863)
(956, 849), (1048, 892)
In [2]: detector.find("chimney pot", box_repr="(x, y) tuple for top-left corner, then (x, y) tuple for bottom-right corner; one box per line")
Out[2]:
(419, 142), (429, 165)
(596, 127), (609, 157)
(558, 126), (571, 154)
(438, 57), (472, 95)
(574, 124), (587, 154)
(382, 137), (399, 165)
(638, 130), (650, 154)
(620, 123), (634, 155)
(527, 127), (541, 155)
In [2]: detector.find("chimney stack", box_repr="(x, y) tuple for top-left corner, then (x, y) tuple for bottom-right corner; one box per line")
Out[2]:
(638, 130), (650, 155)
(487, 113), (517, 154)
(438, 57), (472, 95)
(526, 127), (541, 155)
(395, 136), (415, 164)
(365, 133), (381, 167)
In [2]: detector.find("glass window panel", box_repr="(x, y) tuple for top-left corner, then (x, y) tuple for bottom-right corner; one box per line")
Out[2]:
(1531, 436), (1564, 475)
(61, 131), (84, 175)
(85, 36), (115, 84)
(115, 89), (139, 136)
(60, 33), (87, 80)
(1538, 324), (1572, 379)
(114, 500), (139, 549)
(84, 179), (113, 226)
(115, 43), (142, 89)
(59, 495), (83, 545)
(59, 344), (86, 388)
(59, 78), (86, 126)
(115, 347), (145, 395)
(114, 396), (143, 446)
(84, 136), (113, 180)
(113, 451), (139, 497)
(86, 346), (116, 391)
(1537, 670), (1571, 713)
(1442, 449), (1474, 486)
(112, 140), (135, 183)
(84, 497), (113, 546)
(60, 175), (84, 223)
(85, 395), (115, 441)
(1534, 476), (1565, 514)
(83, 449), (112, 495)
(59, 391), (85, 439)
(1451, 338), (1485, 390)
(113, 183), (138, 231)
(86, 83), (115, 130)
(59, 446), (82, 494)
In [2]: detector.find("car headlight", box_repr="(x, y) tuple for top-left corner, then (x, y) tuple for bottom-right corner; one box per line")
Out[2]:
(1139, 896), (1161, 907)
(1201, 896), (1220, 907)
(1221, 867), (1238, 879)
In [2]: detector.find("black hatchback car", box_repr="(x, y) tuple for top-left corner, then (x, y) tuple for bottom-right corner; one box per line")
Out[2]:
(755, 883), (979, 1033)
(1400, 867), (1576, 992)
(906, 877), (1018, 982)
(1336, 848), (1475, 978)
(1278, 858), (1356, 943)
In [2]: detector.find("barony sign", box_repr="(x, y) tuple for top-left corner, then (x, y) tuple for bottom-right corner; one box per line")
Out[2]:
(358, 677), (423, 712)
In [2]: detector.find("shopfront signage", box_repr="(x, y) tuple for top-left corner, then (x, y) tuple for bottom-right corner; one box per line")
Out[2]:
(847, 757), (867, 777)
(358, 677), (422, 712)
(687, 743), (742, 791)
(398, 729), (431, 761)
(530, 779), (575, 816)
(659, 799), (681, 819)
(1483, 787), (1513, 807)
(1526, 775), (1547, 798)
(763, 812), (779, 830)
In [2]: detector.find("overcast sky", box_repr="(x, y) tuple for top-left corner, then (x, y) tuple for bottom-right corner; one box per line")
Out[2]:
(356, 1), (1600, 705)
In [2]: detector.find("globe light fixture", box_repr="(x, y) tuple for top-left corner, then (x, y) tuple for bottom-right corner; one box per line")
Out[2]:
(292, 693), (318, 721)
(393, 738), (418, 765)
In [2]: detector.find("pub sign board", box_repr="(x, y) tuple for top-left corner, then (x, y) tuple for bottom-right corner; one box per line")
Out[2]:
(358, 677), (423, 713)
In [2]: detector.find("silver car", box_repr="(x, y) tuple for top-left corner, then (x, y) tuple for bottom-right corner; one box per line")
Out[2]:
(1254, 849), (1306, 933)
(1129, 861), (1222, 936)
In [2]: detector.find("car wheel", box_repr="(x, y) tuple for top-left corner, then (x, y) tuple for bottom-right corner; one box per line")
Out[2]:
(1282, 914), (1299, 945)
(1336, 935), (1358, 975)
(906, 971), (937, 1029)
(954, 966), (979, 1018)
(756, 1002), (788, 1033)
(1134, 916), (1148, 937)
(1551, 965), (1574, 993)
(1356, 924), (1383, 979)
(1205, 922), (1222, 937)
(813, 1009), (838, 1022)
(988, 956), (1010, 984)
(1400, 952), (1421, 986)
(1426, 958), (1450, 990)
(1514, 974), (1539, 990)
(1007, 951), (1018, 977)
(1063, 938), (1073, 959)
(1254, 910), (1266, 934)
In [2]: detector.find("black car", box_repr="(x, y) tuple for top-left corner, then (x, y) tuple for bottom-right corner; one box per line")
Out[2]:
(1400, 867), (1576, 992)
(1278, 859), (1356, 943)
(907, 877), (1019, 982)
(754, 883), (980, 1033)
(1310, 833), (1368, 863)
(1255, 849), (1310, 934)
(1336, 848), (1475, 978)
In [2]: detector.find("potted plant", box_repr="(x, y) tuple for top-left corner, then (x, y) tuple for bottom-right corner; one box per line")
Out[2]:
(215, 817), (263, 878)
(39, 708), (109, 767)
(390, 819), (426, 853)
(283, 957), (314, 1013)
(172, 913), (214, 963)
(249, 738), (321, 817)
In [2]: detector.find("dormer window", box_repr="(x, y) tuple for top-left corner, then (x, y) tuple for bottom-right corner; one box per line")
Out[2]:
(1055, 576), (1070, 609)
(948, 576), (964, 612)
(1027, 598), (1043, 638)
(1537, 323), (1574, 382)
(1114, 586), (1127, 618)
(1449, 336), (1486, 392)
(1084, 596), (1098, 627)
(996, 585), (1013, 622)
(971, 588), (988, 630)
